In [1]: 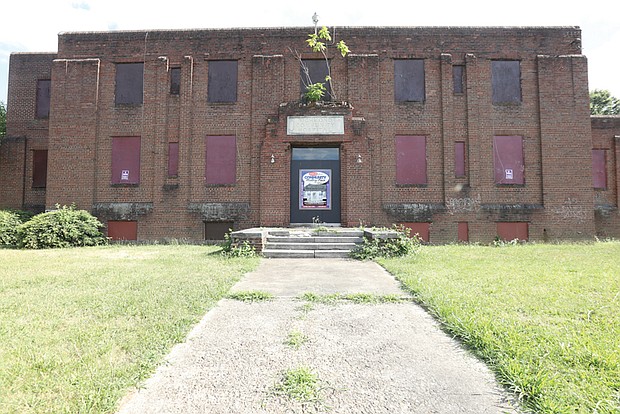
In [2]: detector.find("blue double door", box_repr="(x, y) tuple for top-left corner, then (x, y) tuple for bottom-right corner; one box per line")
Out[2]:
(290, 147), (341, 224)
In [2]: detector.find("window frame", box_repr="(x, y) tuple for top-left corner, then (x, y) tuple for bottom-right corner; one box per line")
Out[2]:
(170, 67), (181, 95)
(394, 59), (425, 103)
(395, 135), (427, 185)
(491, 60), (521, 105)
(592, 149), (607, 190)
(496, 222), (529, 241)
(452, 65), (465, 94)
(32, 149), (48, 188)
(493, 135), (524, 185)
(107, 220), (138, 241)
(114, 62), (144, 106)
(300, 59), (332, 101)
(168, 142), (179, 178)
(205, 135), (236, 185)
(454, 141), (466, 178)
(111, 136), (141, 185)
(35, 79), (51, 119)
(207, 60), (238, 103)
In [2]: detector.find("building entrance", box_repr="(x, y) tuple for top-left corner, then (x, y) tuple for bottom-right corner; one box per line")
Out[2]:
(290, 147), (341, 224)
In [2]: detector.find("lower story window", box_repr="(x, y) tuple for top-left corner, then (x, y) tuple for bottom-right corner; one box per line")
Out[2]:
(496, 222), (528, 241)
(457, 222), (469, 242)
(108, 220), (138, 241)
(399, 222), (430, 243)
(205, 221), (233, 241)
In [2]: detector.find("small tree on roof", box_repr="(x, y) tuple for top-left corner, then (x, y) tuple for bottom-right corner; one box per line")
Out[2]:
(294, 13), (350, 103)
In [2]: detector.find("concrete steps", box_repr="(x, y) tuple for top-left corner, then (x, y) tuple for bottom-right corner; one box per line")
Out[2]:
(262, 229), (364, 258)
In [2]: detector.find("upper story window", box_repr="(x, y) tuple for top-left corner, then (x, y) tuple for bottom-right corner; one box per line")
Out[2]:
(492, 60), (521, 104)
(300, 59), (331, 101)
(115, 63), (144, 105)
(208, 61), (238, 103)
(35, 79), (51, 119)
(394, 59), (425, 102)
(452, 65), (465, 94)
(170, 67), (181, 95)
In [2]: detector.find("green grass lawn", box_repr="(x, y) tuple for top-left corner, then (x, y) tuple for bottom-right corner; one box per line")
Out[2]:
(379, 242), (620, 413)
(0, 245), (258, 414)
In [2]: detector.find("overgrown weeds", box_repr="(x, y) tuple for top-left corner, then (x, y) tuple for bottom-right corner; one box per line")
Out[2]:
(350, 225), (421, 260)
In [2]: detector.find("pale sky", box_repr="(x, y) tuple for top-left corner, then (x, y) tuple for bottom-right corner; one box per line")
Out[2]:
(1, 0), (619, 103)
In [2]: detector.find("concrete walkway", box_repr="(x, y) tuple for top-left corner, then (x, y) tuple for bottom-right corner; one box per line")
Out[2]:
(117, 259), (520, 414)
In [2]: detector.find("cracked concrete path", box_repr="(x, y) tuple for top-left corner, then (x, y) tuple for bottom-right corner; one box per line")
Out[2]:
(117, 259), (520, 414)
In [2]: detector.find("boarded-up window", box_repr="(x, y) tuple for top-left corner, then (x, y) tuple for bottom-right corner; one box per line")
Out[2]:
(300, 59), (331, 101)
(458, 222), (469, 242)
(170, 67), (181, 95)
(112, 137), (141, 184)
(108, 221), (138, 241)
(396, 135), (427, 185)
(453, 65), (464, 94)
(205, 135), (236, 185)
(497, 222), (528, 241)
(394, 59), (425, 102)
(32, 150), (48, 188)
(35, 79), (51, 119)
(115, 63), (143, 105)
(454, 141), (466, 177)
(592, 149), (607, 189)
(401, 222), (430, 243)
(168, 142), (179, 177)
(493, 136), (524, 185)
(492, 60), (521, 104)
(208, 61), (238, 103)
(205, 222), (233, 240)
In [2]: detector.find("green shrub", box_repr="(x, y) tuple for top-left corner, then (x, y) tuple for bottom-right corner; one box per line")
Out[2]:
(17, 205), (108, 249)
(4, 208), (35, 223)
(220, 231), (257, 258)
(350, 225), (421, 260)
(0, 210), (22, 247)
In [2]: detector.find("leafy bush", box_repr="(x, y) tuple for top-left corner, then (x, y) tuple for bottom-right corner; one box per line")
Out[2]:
(4, 208), (35, 223)
(0, 210), (22, 247)
(350, 225), (421, 260)
(17, 205), (108, 249)
(220, 231), (257, 258)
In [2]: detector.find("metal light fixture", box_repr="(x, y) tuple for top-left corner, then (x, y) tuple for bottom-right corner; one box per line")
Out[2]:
(357, 154), (362, 164)
(270, 154), (275, 164)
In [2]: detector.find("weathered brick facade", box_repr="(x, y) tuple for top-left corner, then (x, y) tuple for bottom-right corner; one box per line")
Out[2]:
(1, 26), (618, 242)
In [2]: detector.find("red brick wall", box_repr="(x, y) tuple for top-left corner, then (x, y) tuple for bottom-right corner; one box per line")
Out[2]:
(0, 53), (56, 212)
(591, 116), (620, 237)
(1, 26), (603, 242)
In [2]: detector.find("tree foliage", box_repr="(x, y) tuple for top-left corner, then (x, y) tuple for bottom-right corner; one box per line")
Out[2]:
(295, 16), (350, 103)
(590, 89), (620, 115)
(0, 101), (6, 141)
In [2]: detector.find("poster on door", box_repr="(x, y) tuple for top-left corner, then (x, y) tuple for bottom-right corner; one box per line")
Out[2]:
(299, 169), (331, 210)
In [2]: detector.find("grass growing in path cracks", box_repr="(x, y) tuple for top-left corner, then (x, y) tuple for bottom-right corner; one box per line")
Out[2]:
(284, 329), (309, 350)
(226, 290), (273, 302)
(269, 366), (334, 412)
(299, 292), (408, 305)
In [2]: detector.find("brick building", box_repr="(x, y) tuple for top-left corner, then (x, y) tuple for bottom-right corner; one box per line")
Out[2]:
(1, 26), (619, 242)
